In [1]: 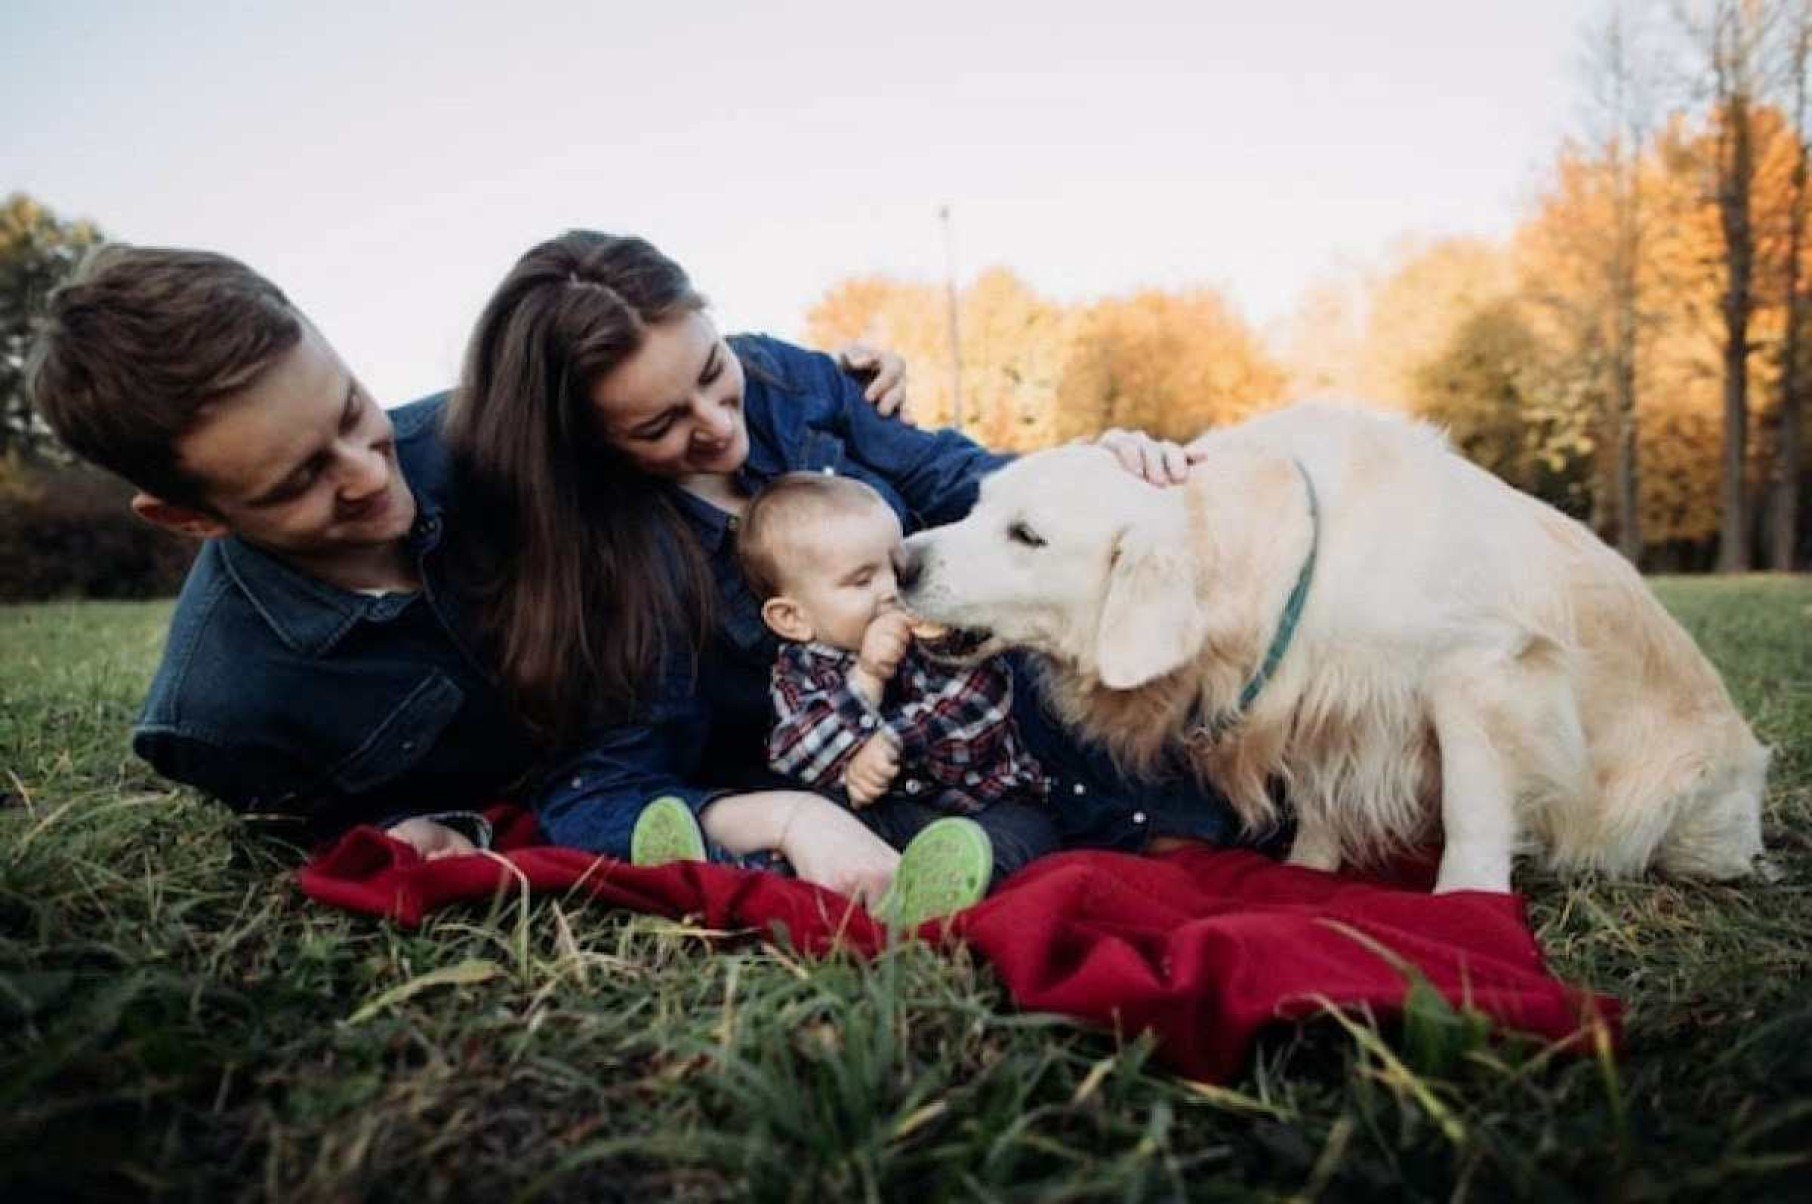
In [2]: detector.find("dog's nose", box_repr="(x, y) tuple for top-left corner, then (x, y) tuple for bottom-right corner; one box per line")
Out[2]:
(895, 541), (924, 591)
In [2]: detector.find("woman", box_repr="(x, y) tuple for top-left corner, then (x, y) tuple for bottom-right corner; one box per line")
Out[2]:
(445, 231), (1237, 907)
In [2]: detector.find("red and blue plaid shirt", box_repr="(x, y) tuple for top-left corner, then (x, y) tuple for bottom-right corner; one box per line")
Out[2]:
(766, 641), (1050, 811)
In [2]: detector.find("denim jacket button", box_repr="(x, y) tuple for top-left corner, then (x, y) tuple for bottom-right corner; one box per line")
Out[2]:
(1072, 782), (1087, 796)
(904, 779), (923, 795)
(1132, 811), (1147, 825)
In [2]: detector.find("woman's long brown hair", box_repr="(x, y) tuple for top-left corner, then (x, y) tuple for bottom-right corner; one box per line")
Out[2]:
(444, 231), (717, 748)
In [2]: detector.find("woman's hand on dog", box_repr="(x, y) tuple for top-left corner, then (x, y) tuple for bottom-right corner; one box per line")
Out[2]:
(1088, 428), (1195, 486)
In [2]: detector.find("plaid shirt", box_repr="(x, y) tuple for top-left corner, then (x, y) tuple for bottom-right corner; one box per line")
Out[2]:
(766, 641), (1050, 810)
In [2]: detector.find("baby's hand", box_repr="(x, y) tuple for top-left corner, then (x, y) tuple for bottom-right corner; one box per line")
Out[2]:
(858, 611), (916, 681)
(844, 731), (902, 808)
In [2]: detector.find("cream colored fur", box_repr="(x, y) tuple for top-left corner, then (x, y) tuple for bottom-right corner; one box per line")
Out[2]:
(901, 403), (1770, 892)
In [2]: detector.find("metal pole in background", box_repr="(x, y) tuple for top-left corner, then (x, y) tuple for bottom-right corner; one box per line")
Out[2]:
(939, 203), (964, 432)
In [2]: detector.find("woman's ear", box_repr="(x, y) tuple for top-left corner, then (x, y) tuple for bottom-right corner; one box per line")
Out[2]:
(761, 595), (816, 644)
(1093, 514), (1207, 690)
(131, 492), (231, 540)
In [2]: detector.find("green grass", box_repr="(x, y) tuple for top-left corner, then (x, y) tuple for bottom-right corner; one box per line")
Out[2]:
(2, 580), (1809, 1202)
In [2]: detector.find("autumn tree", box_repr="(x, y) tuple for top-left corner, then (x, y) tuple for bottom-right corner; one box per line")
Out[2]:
(1582, 1), (1661, 560)
(1414, 298), (1594, 516)
(1354, 237), (1513, 410)
(1275, 270), (1368, 400)
(1, 194), (103, 459)
(809, 272), (1281, 449)
(806, 275), (955, 426)
(956, 268), (1072, 451)
(1767, 0), (1809, 569)
(1054, 288), (1285, 445)
(1690, 0), (1775, 569)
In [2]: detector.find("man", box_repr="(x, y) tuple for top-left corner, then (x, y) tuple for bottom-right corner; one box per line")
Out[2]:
(29, 244), (907, 856)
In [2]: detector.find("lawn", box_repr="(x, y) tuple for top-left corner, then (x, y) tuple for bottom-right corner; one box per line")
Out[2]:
(2, 579), (1809, 1202)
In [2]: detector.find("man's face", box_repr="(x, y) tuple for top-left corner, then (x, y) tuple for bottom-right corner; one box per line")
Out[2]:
(168, 322), (418, 561)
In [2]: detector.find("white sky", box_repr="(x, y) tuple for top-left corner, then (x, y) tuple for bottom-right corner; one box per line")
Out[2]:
(4, 0), (1593, 405)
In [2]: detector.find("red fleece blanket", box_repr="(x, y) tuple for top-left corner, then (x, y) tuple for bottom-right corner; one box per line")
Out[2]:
(298, 807), (1619, 1082)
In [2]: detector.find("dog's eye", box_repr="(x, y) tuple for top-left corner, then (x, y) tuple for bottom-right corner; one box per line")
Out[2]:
(1008, 521), (1047, 548)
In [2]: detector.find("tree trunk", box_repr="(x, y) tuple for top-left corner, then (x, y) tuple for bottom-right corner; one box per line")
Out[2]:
(1775, 350), (1806, 569)
(1772, 11), (1810, 573)
(1717, 87), (1756, 573)
(1615, 343), (1641, 562)
(1720, 283), (1753, 572)
(1613, 149), (1641, 563)
(1598, 5), (1646, 564)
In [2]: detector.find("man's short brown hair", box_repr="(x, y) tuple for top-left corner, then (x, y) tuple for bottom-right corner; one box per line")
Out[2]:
(28, 244), (304, 504)
(737, 472), (892, 600)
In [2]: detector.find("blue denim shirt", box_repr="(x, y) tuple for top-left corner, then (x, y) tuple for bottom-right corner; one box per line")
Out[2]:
(133, 396), (539, 837)
(534, 335), (1241, 856)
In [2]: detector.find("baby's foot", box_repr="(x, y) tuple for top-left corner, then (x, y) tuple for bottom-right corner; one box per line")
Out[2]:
(629, 795), (707, 866)
(877, 817), (994, 930)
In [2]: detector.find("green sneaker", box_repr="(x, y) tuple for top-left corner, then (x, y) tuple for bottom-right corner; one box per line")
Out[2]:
(630, 795), (707, 866)
(878, 817), (994, 929)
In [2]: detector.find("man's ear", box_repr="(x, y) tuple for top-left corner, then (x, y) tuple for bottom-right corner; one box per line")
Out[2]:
(131, 492), (231, 540)
(1093, 514), (1207, 690)
(761, 595), (816, 644)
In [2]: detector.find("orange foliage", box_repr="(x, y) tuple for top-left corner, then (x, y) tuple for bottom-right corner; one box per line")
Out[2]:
(1055, 289), (1285, 444)
(1358, 238), (1515, 411)
(1327, 102), (1809, 553)
(805, 270), (1282, 451)
(802, 103), (1809, 563)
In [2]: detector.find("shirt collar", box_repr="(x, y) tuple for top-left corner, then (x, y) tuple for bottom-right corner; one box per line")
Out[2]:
(219, 524), (430, 658)
(793, 640), (857, 667)
(667, 464), (765, 553)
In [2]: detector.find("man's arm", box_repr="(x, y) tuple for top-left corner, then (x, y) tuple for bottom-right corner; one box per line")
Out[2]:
(134, 726), (402, 840)
(135, 727), (307, 812)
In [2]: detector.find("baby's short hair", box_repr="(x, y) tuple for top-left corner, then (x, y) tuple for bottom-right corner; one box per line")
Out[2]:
(738, 472), (893, 600)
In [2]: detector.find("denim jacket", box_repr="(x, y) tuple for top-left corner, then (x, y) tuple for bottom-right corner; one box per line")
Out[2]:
(132, 396), (539, 838)
(534, 336), (1241, 856)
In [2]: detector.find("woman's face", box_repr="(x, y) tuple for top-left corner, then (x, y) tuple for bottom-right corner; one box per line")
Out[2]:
(589, 311), (749, 481)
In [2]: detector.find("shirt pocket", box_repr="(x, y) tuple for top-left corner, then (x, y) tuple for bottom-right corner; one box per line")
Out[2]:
(328, 670), (466, 795)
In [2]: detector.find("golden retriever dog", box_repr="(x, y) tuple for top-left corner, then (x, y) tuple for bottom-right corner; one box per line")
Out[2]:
(899, 404), (1770, 893)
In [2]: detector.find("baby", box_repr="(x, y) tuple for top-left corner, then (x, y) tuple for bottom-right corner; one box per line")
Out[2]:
(736, 471), (1059, 904)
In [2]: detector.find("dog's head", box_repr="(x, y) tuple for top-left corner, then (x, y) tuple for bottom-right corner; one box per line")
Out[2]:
(900, 445), (1207, 690)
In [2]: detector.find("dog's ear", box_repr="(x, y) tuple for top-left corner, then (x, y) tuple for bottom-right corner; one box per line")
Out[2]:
(1094, 514), (1206, 690)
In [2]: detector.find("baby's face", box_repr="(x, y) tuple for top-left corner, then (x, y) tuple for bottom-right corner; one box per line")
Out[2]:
(779, 504), (904, 651)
